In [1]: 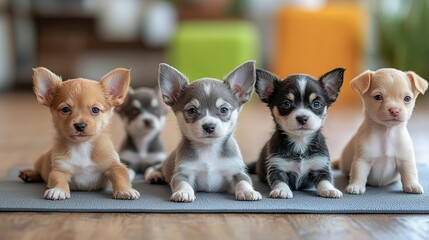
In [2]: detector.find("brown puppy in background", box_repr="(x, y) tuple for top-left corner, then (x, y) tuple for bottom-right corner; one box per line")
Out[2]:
(19, 67), (140, 200)
(334, 68), (428, 194)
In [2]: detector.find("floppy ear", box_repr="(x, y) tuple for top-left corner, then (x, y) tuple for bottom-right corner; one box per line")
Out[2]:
(350, 70), (372, 95)
(224, 60), (256, 104)
(158, 63), (189, 106)
(100, 68), (131, 107)
(319, 68), (345, 104)
(32, 67), (62, 106)
(255, 69), (278, 103)
(406, 71), (428, 95)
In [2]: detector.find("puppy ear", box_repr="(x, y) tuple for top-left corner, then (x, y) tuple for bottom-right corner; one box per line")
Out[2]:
(319, 68), (345, 104)
(406, 71), (428, 95)
(115, 87), (134, 114)
(350, 70), (372, 95)
(158, 63), (189, 106)
(100, 68), (131, 107)
(32, 67), (62, 106)
(255, 69), (278, 103)
(155, 88), (170, 115)
(224, 60), (256, 104)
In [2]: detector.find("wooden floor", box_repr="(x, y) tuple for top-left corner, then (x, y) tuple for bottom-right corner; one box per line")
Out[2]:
(1, 91), (429, 240)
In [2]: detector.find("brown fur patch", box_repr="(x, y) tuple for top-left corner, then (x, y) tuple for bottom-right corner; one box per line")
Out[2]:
(309, 93), (317, 102)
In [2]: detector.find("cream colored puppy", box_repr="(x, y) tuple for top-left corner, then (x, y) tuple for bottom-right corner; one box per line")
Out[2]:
(335, 68), (428, 194)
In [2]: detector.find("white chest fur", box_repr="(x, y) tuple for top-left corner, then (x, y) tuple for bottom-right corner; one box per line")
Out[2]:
(180, 142), (243, 192)
(364, 126), (409, 185)
(270, 156), (327, 175)
(59, 142), (106, 191)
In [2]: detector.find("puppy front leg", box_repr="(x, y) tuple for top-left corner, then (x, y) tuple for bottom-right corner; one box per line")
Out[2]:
(232, 172), (262, 201)
(44, 170), (71, 200)
(317, 180), (342, 198)
(267, 169), (293, 199)
(108, 163), (140, 200)
(346, 160), (371, 194)
(399, 159), (423, 194)
(170, 174), (195, 202)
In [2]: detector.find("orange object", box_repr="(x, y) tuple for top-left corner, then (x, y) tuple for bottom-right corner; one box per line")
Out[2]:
(273, 4), (367, 105)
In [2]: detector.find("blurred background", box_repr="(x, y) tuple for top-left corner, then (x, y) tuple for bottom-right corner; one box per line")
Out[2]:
(0, 0), (427, 97)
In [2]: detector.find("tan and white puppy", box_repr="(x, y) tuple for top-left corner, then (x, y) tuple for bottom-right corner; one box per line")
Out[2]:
(334, 68), (428, 194)
(19, 67), (140, 200)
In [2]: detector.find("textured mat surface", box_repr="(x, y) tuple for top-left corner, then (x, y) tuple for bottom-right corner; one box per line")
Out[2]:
(1, 166), (428, 213)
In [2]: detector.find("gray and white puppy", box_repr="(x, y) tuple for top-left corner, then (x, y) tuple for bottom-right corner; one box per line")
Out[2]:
(116, 87), (168, 176)
(146, 61), (262, 202)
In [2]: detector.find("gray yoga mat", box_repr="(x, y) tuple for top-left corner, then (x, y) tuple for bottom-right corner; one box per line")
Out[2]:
(1, 165), (428, 213)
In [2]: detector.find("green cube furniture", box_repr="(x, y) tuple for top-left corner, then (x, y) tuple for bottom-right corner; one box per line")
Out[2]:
(167, 21), (259, 81)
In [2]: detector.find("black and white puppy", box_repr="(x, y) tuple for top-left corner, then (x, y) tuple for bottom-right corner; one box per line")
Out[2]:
(116, 87), (168, 177)
(251, 68), (345, 198)
(146, 61), (262, 202)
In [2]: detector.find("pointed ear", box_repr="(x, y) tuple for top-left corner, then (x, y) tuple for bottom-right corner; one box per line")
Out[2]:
(255, 69), (278, 103)
(158, 63), (189, 106)
(224, 61), (256, 104)
(155, 88), (170, 115)
(32, 67), (62, 106)
(319, 68), (345, 104)
(406, 71), (428, 95)
(350, 70), (372, 95)
(100, 68), (131, 107)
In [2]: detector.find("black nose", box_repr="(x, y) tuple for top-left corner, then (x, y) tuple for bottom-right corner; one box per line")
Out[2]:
(73, 122), (87, 132)
(143, 119), (152, 128)
(296, 115), (309, 125)
(202, 124), (216, 133)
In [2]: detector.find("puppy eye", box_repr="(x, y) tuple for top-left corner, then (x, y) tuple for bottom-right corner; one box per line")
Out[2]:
(61, 107), (71, 114)
(374, 94), (383, 101)
(91, 107), (100, 114)
(187, 107), (197, 116)
(131, 108), (140, 116)
(404, 96), (411, 102)
(281, 101), (291, 109)
(219, 107), (229, 115)
(312, 100), (322, 109)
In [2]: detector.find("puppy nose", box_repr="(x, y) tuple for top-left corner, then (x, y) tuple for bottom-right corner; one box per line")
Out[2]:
(143, 119), (152, 128)
(389, 108), (401, 117)
(202, 124), (216, 133)
(73, 122), (87, 132)
(296, 115), (309, 125)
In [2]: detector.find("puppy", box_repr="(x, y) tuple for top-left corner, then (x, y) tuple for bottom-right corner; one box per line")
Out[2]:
(334, 68), (428, 194)
(250, 68), (345, 198)
(116, 87), (167, 176)
(146, 61), (262, 202)
(19, 67), (140, 200)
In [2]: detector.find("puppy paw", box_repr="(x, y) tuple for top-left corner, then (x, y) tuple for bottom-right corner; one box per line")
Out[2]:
(113, 188), (140, 200)
(318, 188), (343, 198)
(235, 190), (262, 201)
(19, 169), (42, 183)
(345, 184), (366, 195)
(403, 183), (424, 194)
(269, 189), (293, 199)
(44, 188), (70, 200)
(145, 171), (164, 184)
(170, 191), (195, 202)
